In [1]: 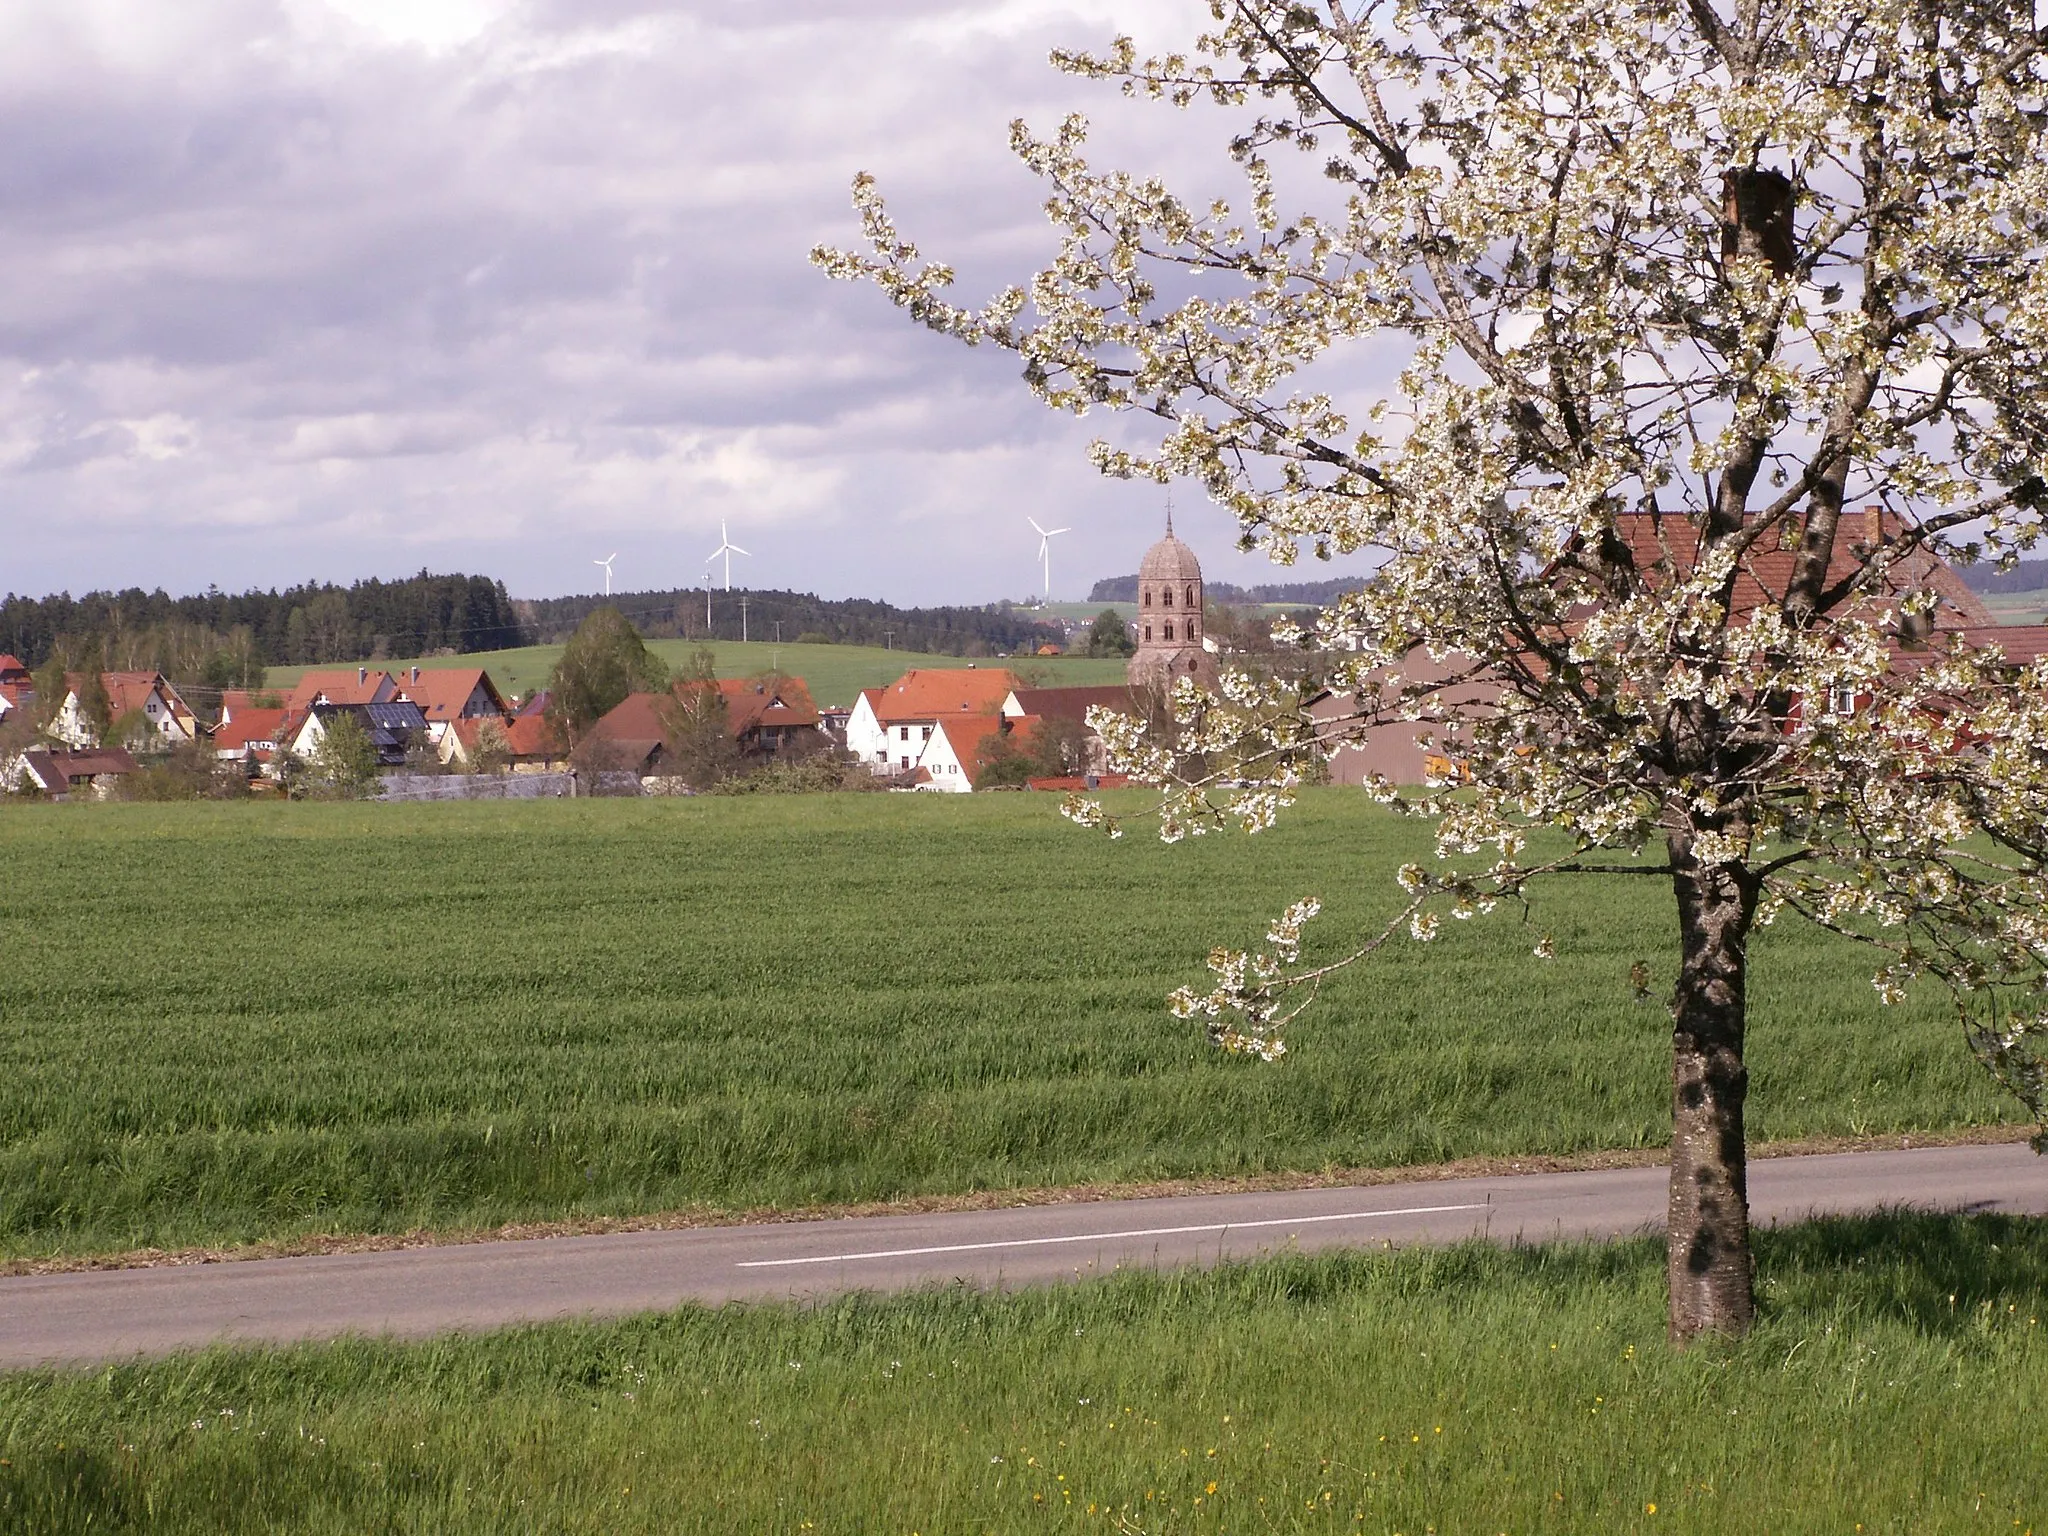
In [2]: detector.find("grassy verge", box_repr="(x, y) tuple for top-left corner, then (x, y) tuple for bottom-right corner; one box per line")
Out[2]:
(3, 1213), (2044, 1533)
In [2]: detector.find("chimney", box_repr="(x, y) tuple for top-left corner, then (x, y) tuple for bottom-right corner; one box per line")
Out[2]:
(358, 667), (368, 686)
(1863, 505), (1882, 549)
(412, 666), (421, 684)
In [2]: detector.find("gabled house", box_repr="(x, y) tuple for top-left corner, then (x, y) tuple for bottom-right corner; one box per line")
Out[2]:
(0, 654), (32, 722)
(48, 671), (198, 749)
(391, 666), (511, 744)
(846, 668), (1020, 773)
(579, 692), (673, 775)
(1001, 685), (1144, 777)
(287, 700), (428, 767)
(910, 711), (1041, 793)
(281, 668), (401, 714)
(213, 707), (289, 773)
(439, 712), (570, 772)
(1309, 506), (2043, 785)
(2, 746), (139, 800)
(718, 676), (823, 757)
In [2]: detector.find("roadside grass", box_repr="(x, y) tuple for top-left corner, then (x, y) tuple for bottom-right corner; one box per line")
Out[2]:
(0, 791), (2015, 1262)
(261, 641), (1131, 707)
(2, 1212), (2043, 1533)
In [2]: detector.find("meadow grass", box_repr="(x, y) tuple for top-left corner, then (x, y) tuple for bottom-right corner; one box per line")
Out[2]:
(262, 640), (1131, 706)
(0, 791), (2016, 1262)
(2, 1212), (2043, 1532)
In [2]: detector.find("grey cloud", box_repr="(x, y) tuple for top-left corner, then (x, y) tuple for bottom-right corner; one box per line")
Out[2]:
(0, 0), (1386, 605)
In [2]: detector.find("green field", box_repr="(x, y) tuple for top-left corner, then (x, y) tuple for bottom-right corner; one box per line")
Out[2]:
(0, 791), (2016, 1264)
(3, 1214), (2043, 1532)
(262, 641), (1132, 707)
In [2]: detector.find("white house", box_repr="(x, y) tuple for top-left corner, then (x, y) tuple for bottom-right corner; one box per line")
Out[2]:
(48, 672), (198, 749)
(845, 668), (1020, 773)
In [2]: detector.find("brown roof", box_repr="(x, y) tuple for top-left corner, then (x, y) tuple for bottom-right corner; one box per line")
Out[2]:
(284, 669), (399, 711)
(19, 746), (140, 789)
(1006, 685), (1143, 723)
(501, 713), (565, 757)
(213, 708), (287, 754)
(874, 668), (1019, 724)
(1598, 508), (1993, 628)
(717, 676), (821, 733)
(0, 654), (30, 684)
(395, 667), (508, 722)
(586, 692), (670, 748)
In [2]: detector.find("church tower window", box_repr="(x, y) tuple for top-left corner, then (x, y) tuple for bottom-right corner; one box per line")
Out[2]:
(1142, 589), (1152, 607)
(1143, 624), (1152, 641)
(1163, 621), (1174, 641)
(1185, 585), (1195, 607)
(1161, 588), (1173, 608)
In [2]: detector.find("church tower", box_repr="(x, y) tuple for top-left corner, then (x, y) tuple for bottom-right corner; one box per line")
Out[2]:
(1127, 515), (1219, 691)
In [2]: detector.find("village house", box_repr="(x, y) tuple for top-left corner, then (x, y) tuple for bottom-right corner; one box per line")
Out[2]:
(390, 665), (512, 746)
(1001, 684), (1143, 778)
(846, 667), (1019, 773)
(1, 746), (140, 799)
(47, 671), (199, 749)
(212, 707), (290, 775)
(580, 675), (827, 777)
(907, 711), (1042, 792)
(286, 699), (430, 767)
(0, 654), (33, 722)
(439, 711), (570, 772)
(1309, 508), (2048, 786)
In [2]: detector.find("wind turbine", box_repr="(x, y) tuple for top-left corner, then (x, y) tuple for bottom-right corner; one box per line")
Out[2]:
(594, 553), (617, 596)
(707, 521), (749, 591)
(1028, 517), (1070, 603)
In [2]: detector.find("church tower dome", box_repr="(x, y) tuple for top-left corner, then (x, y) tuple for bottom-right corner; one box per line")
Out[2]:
(1127, 513), (1218, 691)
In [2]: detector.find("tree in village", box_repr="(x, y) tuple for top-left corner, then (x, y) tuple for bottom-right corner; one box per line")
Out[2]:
(545, 606), (671, 744)
(818, 0), (2048, 1341)
(1085, 607), (1137, 656)
(301, 711), (383, 801)
(656, 647), (741, 787)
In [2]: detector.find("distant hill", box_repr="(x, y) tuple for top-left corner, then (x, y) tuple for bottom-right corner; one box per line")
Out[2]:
(1088, 574), (1368, 606)
(517, 587), (1061, 657)
(1960, 559), (2048, 594)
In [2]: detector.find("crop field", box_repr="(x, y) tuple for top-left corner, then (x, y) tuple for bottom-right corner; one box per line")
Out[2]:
(263, 640), (1132, 707)
(0, 791), (2018, 1262)
(3, 1213), (2044, 1532)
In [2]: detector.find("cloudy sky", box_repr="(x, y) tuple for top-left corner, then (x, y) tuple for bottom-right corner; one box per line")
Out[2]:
(0, 0), (1387, 606)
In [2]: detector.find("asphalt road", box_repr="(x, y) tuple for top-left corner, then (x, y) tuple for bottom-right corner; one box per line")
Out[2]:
(4, 1141), (2043, 1370)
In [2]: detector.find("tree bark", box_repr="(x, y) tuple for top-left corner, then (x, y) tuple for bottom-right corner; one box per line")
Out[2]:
(1666, 834), (1759, 1342)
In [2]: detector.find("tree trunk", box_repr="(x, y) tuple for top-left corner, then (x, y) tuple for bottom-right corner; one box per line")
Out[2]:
(1666, 836), (1759, 1343)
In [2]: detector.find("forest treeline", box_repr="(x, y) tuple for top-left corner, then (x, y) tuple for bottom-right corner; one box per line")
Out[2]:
(1960, 559), (2048, 595)
(1088, 573), (1369, 605)
(517, 588), (1062, 656)
(0, 573), (526, 695)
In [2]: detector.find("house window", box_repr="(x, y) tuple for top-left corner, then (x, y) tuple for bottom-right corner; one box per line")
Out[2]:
(1829, 687), (1857, 718)
(922, 726), (932, 740)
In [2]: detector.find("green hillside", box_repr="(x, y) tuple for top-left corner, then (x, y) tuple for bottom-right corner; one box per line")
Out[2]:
(264, 641), (1132, 708)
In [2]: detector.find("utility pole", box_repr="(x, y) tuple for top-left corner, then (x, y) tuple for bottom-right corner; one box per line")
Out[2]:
(883, 629), (894, 651)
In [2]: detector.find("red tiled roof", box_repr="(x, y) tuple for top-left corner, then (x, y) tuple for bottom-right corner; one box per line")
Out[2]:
(716, 675), (821, 733)
(937, 711), (1037, 788)
(501, 713), (565, 757)
(213, 708), (287, 754)
(1598, 508), (1993, 628)
(874, 668), (1019, 724)
(1026, 774), (1132, 791)
(0, 654), (30, 684)
(394, 667), (508, 722)
(586, 692), (669, 747)
(284, 669), (399, 711)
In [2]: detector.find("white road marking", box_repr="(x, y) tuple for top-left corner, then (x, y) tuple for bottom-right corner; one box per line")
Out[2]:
(735, 1201), (1491, 1268)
